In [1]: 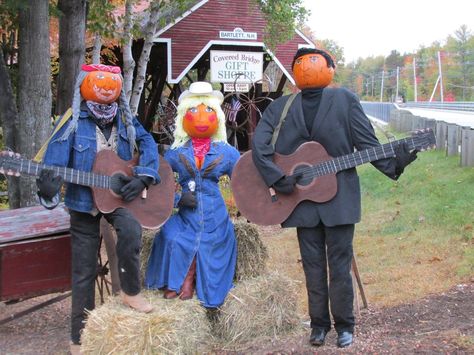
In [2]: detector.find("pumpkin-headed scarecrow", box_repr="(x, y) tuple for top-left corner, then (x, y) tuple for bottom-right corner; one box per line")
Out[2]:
(145, 81), (240, 308)
(36, 64), (159, 352)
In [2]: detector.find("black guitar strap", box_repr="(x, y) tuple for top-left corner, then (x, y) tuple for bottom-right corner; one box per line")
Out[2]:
(271, 93), (298, 148)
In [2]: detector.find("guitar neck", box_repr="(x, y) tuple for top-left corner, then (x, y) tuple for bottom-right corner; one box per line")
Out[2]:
(12, 158), (110, 189)
(312, 136), (417, 177)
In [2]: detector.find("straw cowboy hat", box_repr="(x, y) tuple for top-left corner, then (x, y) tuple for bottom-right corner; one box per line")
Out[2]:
(178, 81), (224, 104)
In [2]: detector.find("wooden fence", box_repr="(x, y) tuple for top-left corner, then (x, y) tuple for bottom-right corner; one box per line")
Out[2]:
(390, 109), (474, 167)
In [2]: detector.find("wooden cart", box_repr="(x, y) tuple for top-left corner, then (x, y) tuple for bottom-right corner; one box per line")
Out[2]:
(0, 203), (116, 324)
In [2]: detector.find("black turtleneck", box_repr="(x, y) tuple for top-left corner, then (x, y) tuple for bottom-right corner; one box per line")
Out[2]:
(301, 88), (324, 132)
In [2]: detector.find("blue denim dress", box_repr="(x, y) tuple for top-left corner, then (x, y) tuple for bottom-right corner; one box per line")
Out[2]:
(145, 141), (240, 307)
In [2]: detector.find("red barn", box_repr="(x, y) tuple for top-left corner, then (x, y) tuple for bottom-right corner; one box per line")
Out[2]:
(140, 0), (314, 150)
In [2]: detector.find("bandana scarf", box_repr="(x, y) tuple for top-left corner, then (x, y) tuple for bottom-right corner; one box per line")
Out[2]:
(191, 137), (211, 169)
(86, 101), (118, 128)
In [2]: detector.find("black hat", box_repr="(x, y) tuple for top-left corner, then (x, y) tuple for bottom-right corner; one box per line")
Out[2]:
(292, 47), (336, 69)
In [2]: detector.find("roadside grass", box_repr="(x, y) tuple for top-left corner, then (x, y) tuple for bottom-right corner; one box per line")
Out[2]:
(356, 147), (474, 306)
(245, 140), (473, 310)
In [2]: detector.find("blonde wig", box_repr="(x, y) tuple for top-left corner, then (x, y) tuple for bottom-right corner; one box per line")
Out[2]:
(171, 95), (228, 149)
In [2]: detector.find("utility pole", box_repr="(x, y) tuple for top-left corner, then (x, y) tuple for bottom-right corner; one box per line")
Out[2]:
(371, 75), (374, 97)
(396, 66), (399, 102)
(437, 50), (444, 102)
(413, 57), (417, 102)
(380, 70), (385, 102)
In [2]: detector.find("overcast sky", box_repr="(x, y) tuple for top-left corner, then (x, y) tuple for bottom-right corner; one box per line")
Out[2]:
(302, 0), (474, 62)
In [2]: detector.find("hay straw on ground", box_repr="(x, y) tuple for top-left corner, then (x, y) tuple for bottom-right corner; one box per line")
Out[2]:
(233, 219), (268, 281)
(214, 272), (303, 347)
(140, 230), (156, 283)
(81, 291), (211, 355)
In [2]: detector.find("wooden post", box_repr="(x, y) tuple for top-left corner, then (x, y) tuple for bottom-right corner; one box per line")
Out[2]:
(446, 123), (460, 156)
(424, 119), (437, 132)
(100, 218), (121, 295)
(390, 110), (400, 132)
(435, 121), (447, 151)
(400, 111), (411, 132)
(460, 127), (474, 167)
(351, 255), (368, 311)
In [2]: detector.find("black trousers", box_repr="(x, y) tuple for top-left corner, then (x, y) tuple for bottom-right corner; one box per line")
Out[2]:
(69, 208), (142, 344)
(297, 223), (355, 334)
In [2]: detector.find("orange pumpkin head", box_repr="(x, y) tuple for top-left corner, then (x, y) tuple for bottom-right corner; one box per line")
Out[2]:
(293, 53), (335, 90)
(183, 103), (219, 139)
(80, 70), (123, 104)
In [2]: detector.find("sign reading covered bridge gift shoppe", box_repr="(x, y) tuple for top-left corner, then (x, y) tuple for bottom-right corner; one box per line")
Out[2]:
(210, 50), (263, 83)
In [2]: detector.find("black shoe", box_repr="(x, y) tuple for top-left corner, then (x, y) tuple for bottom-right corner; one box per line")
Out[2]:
(309, 328), (328, 346)
(337, 331), (353, 348)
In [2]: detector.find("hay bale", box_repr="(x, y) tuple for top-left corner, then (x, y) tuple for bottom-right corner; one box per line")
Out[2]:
(81, 291), (212, 354)
(233, 220), (268, 281)
(214, 272), (302, 346)
(140, 230), (156, 283)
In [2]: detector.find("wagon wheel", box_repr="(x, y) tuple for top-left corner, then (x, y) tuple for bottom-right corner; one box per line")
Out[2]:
(151, 98), (177, 145)
(95, 218), (120, 304)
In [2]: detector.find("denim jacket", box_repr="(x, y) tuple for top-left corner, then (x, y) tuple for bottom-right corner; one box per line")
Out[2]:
(42, 108), (160, 213)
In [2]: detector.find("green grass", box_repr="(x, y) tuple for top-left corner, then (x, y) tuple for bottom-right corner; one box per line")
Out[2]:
(355, 143), (474, 305)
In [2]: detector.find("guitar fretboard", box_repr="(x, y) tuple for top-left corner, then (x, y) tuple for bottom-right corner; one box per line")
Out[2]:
(307, 136), (420, 178)
(5, 157), (110, 189)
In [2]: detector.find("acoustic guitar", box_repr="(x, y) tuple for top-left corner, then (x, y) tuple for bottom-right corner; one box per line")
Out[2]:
(231, 129), (436, 226)
(0, 149), (174, 229)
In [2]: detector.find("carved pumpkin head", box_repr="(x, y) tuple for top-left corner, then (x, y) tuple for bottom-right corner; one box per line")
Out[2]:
(183, 103), (219, 139)
(292, 48), (336, 90)
(80, 70), (123, 104)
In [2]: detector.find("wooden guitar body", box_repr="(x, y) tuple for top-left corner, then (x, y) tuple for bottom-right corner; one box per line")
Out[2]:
(92, 150), (174, 229)
(231, 141), (337, 226)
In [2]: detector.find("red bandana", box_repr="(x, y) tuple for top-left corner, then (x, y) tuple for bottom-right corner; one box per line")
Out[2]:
(81, 64), (121, 74)
(191, 137), (211, 168)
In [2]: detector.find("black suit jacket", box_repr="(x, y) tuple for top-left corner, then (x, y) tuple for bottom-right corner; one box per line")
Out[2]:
(252, 87), (398, 228)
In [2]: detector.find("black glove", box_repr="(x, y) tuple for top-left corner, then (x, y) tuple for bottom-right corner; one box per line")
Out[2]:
(36, 169), (63, 200)
(272, 173), (302, 195)
(119, 175), (148, 202)
(394, 142), (418, 176)
(178, 191), (197, 209)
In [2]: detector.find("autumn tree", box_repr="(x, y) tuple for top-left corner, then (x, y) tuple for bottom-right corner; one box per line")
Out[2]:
(55, 0), (87, 114)
(0, 0), (52, 207)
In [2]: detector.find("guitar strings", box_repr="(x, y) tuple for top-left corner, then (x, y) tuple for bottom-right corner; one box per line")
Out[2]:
(2, 157), (111, 189)
(290, 135), (431, 181)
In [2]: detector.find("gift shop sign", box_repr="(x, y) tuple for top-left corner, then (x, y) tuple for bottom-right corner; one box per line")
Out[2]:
(210, 50), (263, 83)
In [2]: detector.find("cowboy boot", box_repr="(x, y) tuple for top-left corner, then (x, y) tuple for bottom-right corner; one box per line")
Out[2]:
(179, 258), (196, 300)
(120, 291), (153, 313)
(163, 289), (179, 299)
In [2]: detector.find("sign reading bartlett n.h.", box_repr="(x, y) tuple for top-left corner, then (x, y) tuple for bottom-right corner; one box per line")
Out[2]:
(219, 28), (257, 40)
(210, 50), (263, 83)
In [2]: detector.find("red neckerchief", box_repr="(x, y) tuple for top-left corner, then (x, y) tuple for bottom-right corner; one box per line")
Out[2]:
(191, 137), (211, 169)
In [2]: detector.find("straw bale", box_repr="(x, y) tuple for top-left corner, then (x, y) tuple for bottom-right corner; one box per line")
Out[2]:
(81, 291), (212, 354)
(233, 219), (268, 281)
(140, 230), (157, 283)
(213, 272), (302, 347)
